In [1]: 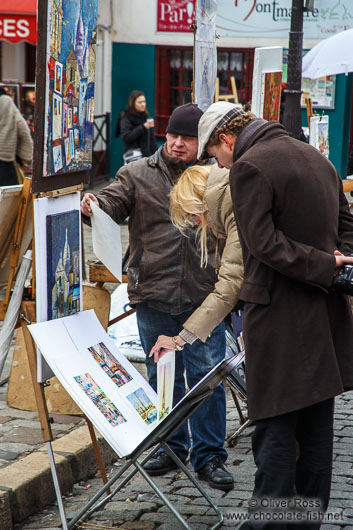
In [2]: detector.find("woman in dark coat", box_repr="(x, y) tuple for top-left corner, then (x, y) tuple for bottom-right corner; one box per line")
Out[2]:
(116, 91), (158, 162)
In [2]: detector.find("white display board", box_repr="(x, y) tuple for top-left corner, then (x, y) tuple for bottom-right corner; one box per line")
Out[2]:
(252, 46), (283, 118)
(29, 310), (161, 457)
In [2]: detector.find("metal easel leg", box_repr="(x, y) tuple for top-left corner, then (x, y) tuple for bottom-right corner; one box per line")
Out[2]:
(162, 442), (223, 530)
(134, 459), (192, 530)
(46, 441), (69, 530)
(227, 419), (252, 446)
(68, 445), (161, 528)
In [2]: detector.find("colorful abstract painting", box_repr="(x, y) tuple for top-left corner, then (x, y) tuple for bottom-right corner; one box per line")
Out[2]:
(74, 373), (127, 427)
(88, 342), (133, 388)
(43, 0), (98, 176)
(127, 388), (158, 425)
(46, 209), (80, 319)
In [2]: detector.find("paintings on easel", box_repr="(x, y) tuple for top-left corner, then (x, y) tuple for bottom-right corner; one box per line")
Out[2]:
(34, 192), (82, 381)
(32, 0), (98, 193)
(43, 0), (98, 177)
(28, 310), (159, 458)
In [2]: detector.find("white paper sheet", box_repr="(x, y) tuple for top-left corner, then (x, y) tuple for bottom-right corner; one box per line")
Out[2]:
(91, 201), (122, 282)
(108, 283), (145, 361)
(157, 350), (175, 421)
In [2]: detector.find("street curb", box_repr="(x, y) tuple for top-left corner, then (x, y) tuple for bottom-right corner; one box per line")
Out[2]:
(0, 425), (117, 530)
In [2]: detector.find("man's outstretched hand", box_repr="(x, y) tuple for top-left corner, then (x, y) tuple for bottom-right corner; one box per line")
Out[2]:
(81, 193), (99, 217)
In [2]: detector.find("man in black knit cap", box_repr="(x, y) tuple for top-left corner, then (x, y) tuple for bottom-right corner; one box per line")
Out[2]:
(81, 103), (233, 490)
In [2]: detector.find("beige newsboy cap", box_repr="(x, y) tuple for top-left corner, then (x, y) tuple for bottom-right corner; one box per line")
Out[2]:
(197, 101), (244, 160)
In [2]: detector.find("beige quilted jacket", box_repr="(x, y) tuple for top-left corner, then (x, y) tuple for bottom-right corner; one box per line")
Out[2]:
(183, 166), (244, 342)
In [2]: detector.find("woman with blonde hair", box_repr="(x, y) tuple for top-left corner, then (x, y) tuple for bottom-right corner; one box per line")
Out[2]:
(150, 164), (243, 358)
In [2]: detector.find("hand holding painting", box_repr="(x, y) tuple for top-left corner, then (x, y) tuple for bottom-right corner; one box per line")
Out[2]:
(150, 334), (186, 363)
(81, 193), (99, 217)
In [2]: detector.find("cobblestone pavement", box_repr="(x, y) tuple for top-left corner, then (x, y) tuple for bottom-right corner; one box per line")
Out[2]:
(2, 180), (353, 529)
(11, 390), (353, 530)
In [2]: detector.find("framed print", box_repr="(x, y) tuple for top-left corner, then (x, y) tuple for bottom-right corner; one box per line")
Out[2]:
(62, 103), (68, 137)
(301, 76), (336, 110)
(64, 138), (71, 166)
(68, 107), (73, 128)
(54, 61), (63, 94)
(52, 93), (62, 140)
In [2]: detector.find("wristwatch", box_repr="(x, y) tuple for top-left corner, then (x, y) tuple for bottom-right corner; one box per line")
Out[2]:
(172, 336), (184, 351)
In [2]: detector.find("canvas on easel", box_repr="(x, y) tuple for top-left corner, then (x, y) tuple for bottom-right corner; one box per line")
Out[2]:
(34, 192), (82, 381)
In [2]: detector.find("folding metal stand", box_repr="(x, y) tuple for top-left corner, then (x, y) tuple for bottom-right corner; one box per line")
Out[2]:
(225, 361), (252, 446)
(67, 356), (239, 530)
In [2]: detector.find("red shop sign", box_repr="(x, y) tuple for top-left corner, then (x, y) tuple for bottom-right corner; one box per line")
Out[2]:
(157, 0), (195, 33)
(0, 14), (37, 44)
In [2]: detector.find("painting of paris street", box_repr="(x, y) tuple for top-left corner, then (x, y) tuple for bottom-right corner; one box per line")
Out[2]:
(74, 373), (127, 427)
(46, 209), (80, 320)
(44, 0), (98, 176)
(88, 342), (133, 388)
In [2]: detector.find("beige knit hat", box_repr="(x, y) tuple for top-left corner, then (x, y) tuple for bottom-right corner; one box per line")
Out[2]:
(197, 102), (244, 160)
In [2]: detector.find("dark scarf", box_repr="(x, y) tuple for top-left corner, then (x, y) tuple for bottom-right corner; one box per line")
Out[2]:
(233, 118), (268, 162)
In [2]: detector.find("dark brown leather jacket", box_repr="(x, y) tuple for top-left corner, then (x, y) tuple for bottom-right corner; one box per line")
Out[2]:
(96, 145), (217, 313)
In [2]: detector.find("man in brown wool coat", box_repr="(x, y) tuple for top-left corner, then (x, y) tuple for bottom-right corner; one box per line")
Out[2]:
(198, 101), (353, 529)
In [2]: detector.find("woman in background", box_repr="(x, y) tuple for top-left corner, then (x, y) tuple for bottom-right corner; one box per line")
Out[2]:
(150, 164), (243, 358)
(116, 90), (157, 163)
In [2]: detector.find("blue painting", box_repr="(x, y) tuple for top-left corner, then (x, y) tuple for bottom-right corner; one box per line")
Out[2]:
(126, 388), (158, 425)
(44, 0), (98, 176)
(46, 209), (80, 319)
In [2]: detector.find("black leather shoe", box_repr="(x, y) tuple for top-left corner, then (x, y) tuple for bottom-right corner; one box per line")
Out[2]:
(197, 457), (234, 491)
(143, 452), (183, 476)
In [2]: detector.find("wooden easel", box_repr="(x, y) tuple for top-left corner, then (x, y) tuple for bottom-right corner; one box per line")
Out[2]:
(0, 178), (32, 320)
(1, 183), (112, 528)
(214, 76), (239, 104)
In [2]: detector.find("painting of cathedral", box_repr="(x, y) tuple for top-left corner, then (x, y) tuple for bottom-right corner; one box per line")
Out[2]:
(88, 342), (133, 388)
(43, 0), (98, 176)
(46, 209), (80, 320)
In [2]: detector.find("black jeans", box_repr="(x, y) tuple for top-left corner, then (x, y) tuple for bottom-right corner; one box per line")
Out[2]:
(242, 398), (334, 530)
